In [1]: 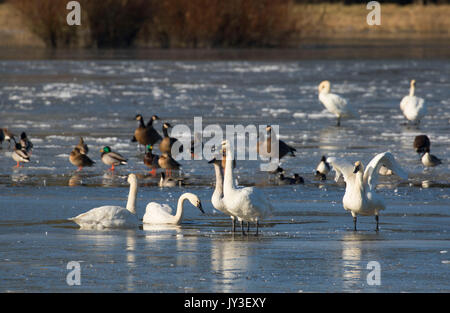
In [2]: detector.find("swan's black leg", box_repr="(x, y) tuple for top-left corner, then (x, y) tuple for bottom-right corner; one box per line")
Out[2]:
(231, 217), (236, 233)
(336, 117), (341, 127)
(247, 222), (250, 233)
(375, 215), (379, 232)
(255, 221), (259, 236)
(241, 220), (247, 236)
(353, 216), (357, 231)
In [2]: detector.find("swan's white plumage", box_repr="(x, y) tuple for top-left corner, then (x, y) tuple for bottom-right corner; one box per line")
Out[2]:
(222, 140), (273, 223)
(400, 80), (427, 123)
(142, 192), (203, 225)
(69, 205), (139, 229)
(318, 81), (357, 121)
(327, 152), (407, 217)
(143, 202), (175, 224)
(69, 174), (139, 229)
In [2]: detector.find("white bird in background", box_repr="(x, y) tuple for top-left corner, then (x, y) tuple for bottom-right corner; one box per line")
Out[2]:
(69, 174), (139, 229)
(400, 79), (427, 125)
(221, 140), (274, 235)
(143, 193), (204, 225)
(327, 152), (408, 231)
(318, 80), (357, 126)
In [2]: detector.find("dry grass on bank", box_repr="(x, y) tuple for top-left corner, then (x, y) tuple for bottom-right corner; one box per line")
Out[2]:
(300, 4), (450, 39)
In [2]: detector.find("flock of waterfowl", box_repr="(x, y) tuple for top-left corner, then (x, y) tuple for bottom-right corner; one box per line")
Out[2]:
(0, 79), (444, 234)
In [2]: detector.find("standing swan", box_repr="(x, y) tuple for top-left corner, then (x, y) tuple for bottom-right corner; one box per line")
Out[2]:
(318, 80), (356, 126)
(327, 152), (408, 231)
(400, 80), (427, 125)
(208, 157), (237, 232)
(69, 174), (139, 229)
(143, 193), (204, 225)
(221, 140), (273, 235)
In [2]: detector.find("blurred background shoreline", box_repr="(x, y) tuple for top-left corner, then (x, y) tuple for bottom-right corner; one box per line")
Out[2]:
(1, 0), (449, 59)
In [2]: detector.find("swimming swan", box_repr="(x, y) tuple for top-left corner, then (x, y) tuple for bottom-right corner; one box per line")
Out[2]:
(69, 174), (139, 229)
(400, 80), (427, 124)
(318, 80), (357, 126)
(143, 193), (204, 225)
(221, 140), (273, 235)
(327, 152), (408, 231)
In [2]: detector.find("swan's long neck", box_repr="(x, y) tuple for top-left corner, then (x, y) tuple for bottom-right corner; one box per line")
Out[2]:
(213, 163), (224, 198)
(174, 193), (192, 224)
(409, 84), (415, 97)
(223, 145), (235, 194)
(126, 179), (138, 214)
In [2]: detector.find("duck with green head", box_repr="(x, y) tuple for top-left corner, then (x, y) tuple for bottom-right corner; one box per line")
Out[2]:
(144, 144), (160, 176)
(100, 146), (127, 171)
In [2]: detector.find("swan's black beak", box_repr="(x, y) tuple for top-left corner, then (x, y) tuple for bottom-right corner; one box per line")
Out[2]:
(208, 158), (217, 164)
(353, 165), (360, 174)
(197, 202), (204, 214)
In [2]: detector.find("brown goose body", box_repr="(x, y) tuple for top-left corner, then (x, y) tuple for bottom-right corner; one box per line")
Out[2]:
(159, 123), (182, 156)
(133, 114), (162, 146)
(144, 145), (160, 175)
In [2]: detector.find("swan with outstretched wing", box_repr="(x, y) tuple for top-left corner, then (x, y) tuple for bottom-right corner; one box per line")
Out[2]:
(327, 152), (408, 231)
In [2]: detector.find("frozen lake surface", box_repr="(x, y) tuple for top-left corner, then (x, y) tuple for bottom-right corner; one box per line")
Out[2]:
(0, 54), (449, 292)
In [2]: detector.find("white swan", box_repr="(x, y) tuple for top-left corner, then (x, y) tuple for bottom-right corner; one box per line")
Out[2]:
(221, 140), (274, 235)
(327, 152), (408, 231)
(400, 79), (427, 124)
(69, 174), (139, 229)
(318, 80), (357, 126)
(143, 193), (204, 225)
(208, 157), (237, 232)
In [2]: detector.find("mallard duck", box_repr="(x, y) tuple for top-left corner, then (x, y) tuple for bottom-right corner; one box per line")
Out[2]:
(70, 147), (95, 171)
(2, 128), (15, 148)
(159, 123), (183, 156)
(144, 144), (159, 176)
(132, 114), (162, 148)
(12, 141), (30, 167)
(20, 132), (33, 154)
(100, 146), (127, 171)
(158, 152), (180, 177)
(257, 125), (296, 161)
(76, 137), (88, 155)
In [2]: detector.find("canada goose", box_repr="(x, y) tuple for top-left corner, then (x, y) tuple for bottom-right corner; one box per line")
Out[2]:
(421, 148), (442, 167)
(100, 146), (127, 171)
(12, 140), (30, 167)
(158, 152), (181, 177)
(132, 114), (162, 148)
(293, 174), (304, 184)
(160, 122), (183, 156)
(76, 137), (89, 155)
(277, 174), (296, 185)
(318, 80), (357, 126)
(144, 144), (160, 176)
(257, 125), (296, 161)
(20, 132), (33, 154)
(70, 147), (95, 171)
(400, 80), (427, 125)
(413, 135), (430, 155)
